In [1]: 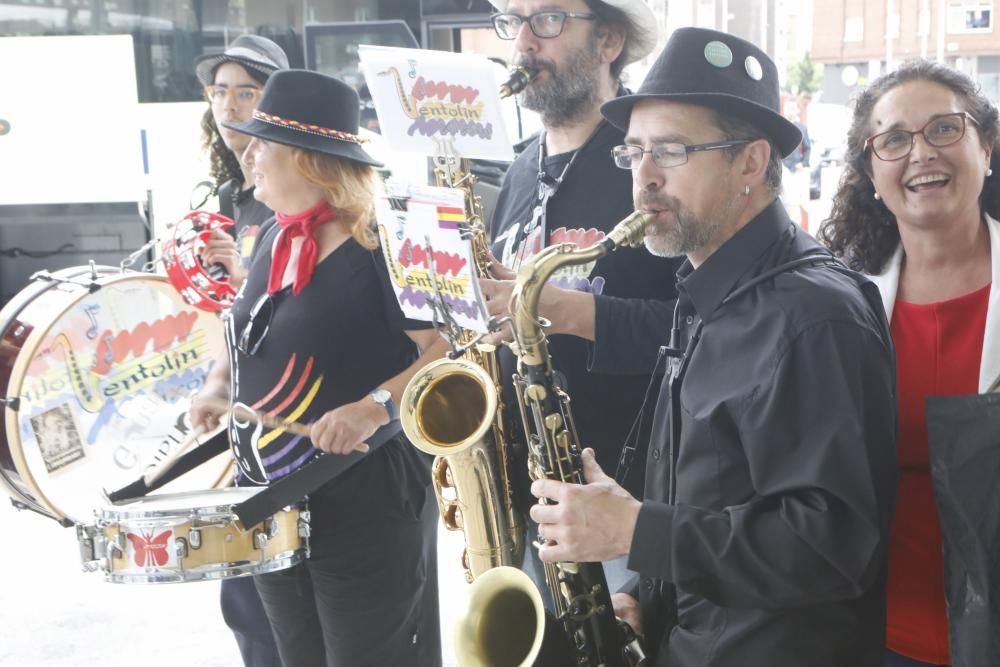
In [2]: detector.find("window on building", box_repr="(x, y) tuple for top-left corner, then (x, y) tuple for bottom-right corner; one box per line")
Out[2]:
(979, 72), (1000, 103)
(947, 0), (993, 32)
(844, 16), (864, 42)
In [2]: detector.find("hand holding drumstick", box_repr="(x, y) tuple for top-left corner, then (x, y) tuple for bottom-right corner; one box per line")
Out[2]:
(192, 394), (371, 454)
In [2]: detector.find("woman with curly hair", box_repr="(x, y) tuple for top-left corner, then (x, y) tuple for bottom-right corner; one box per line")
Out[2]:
(819, 60), (1000, 667)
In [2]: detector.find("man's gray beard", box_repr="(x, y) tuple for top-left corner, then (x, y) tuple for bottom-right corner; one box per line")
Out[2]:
(643, 203), (728, 259)
(517, 36), (601, 129)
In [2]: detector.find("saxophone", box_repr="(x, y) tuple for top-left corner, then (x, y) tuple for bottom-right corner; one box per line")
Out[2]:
(399, 65), (539, 583)
(449, 212), (652, 667)
(508, 211), (653, 667)
(399, 157), (525, 583)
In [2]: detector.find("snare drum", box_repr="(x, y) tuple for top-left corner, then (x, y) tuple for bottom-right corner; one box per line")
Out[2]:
(0, 266), (231, 524)
(79, 487), (309, 584)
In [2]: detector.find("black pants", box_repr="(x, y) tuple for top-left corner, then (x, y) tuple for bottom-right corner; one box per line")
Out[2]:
(254, 516), (440, 667)
(220, 576), (282, 667)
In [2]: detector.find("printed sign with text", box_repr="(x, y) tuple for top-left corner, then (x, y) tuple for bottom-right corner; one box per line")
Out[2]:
(376, 182), (490, 333)
(359, 45), (514, 161)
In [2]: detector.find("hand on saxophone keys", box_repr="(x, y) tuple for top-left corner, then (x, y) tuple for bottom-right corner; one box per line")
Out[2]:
(478, 257), (518, 345)
(611, 592), (645, 642)
(529, 448), (643, 564)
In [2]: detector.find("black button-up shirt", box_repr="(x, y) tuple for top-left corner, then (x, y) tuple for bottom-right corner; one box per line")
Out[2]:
(626, 201), (898, 667)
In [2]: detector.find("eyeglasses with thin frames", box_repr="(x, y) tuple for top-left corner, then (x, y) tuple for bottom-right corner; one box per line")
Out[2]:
(491, 10), (596, 40)
(611, 139), (753, 170)
(205, 84), (262, 106)
(237, 289), (286, 356)
(864, 111), (979, 162)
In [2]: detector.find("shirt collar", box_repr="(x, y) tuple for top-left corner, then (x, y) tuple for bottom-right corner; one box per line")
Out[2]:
(676, 199), (793, 320)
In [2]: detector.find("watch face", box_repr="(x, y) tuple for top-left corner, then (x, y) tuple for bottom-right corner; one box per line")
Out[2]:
(372, 389), (391, 403)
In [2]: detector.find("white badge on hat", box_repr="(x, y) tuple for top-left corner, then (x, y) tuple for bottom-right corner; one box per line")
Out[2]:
(744, 55), (764, 81)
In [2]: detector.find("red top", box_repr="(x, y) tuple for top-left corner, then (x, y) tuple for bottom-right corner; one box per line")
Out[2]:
(887, 282), (991, 662)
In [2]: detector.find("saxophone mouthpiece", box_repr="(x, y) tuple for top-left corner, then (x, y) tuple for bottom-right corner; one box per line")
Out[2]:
(499, 66), (537, 98)
(605, 211), (653, 250)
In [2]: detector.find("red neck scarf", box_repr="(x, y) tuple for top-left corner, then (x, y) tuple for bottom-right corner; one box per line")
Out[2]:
(268, 200), (336, 296)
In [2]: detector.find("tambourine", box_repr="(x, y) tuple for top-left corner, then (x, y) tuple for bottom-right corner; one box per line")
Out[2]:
(160, 210), (238, 313)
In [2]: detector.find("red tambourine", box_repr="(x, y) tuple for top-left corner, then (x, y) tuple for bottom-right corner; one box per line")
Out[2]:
(161, 210), (238, 313)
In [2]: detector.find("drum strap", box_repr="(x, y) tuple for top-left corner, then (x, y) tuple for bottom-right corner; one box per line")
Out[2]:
(217, 178), (238, 226)
(106, 430), (229, 502)
(232, 421), (402, 527)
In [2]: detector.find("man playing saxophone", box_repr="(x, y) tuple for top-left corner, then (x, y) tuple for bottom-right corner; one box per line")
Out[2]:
(527, 29), (898, 667)
(481, 0), (683, 597)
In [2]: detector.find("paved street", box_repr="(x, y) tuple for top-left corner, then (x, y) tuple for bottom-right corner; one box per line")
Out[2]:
(0, 501), (467, 667)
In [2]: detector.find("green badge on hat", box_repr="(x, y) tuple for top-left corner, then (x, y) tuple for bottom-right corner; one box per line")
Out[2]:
(704, 41), (733, 68)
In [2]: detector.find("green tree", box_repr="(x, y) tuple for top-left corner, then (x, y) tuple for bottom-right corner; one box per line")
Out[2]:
(785, 53), (823, 97)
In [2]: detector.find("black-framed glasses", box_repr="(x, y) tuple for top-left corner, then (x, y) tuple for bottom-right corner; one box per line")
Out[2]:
(204, 84), (262, 106)
(237, 291), (282, 356)
(864, 112), (979, 162)
(611, 139), (752, 170)
(491, 11), (596, 40)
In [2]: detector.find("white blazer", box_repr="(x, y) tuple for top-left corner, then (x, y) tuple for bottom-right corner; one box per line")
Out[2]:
(868, 214), (1000, 393)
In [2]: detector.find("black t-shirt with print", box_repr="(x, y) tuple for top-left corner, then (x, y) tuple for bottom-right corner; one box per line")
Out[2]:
(232, 186), (273, 268)
(226, 221), (431, 540)
(489, 121), (682, 499)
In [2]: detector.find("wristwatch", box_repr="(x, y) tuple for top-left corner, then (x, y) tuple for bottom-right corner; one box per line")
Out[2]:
(369, 388), (397, 421)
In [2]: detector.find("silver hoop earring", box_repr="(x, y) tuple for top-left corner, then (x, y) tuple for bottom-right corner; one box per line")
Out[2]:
(744, 184), (750, 196)
(874, 191), (881, 200)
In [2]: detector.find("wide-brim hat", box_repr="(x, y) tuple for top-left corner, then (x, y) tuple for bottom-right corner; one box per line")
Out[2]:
(224, 69), (382, 168)
(194, 34), (289, 85)
(601, 27), (802, 157)
(487, 0), (657, 64)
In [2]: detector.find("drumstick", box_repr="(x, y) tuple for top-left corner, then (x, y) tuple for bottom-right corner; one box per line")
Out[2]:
(194, 395), (370, 452)
(143, 425), (209, 486)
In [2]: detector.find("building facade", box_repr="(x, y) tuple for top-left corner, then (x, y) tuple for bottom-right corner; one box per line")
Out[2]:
(812, 0), (999, 105)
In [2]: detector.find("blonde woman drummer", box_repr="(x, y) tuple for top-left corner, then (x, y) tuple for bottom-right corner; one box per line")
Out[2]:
(191, 69), (448, 667)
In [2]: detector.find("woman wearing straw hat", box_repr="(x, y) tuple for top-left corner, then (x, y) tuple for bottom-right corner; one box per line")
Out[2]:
(191, 69), (447, 667)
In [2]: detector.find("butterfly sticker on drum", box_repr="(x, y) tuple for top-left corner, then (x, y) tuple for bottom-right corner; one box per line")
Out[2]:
(126, 529), (173, 568)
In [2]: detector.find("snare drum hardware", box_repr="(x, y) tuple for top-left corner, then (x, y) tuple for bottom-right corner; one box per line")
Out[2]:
(77, 487), (309, 584)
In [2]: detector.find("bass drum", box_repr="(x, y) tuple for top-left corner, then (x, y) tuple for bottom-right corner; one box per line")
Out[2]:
(0, 266), (231, 525)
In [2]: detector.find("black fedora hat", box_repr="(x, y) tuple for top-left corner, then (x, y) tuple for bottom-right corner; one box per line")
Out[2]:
(601, 27), (801, 157)
(194, 34), (289, 85)
(224, 70), (382, 168)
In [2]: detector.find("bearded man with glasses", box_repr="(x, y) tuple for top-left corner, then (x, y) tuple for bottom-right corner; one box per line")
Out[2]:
(479, 0), (683, 603)
(525, 28), (899, 666)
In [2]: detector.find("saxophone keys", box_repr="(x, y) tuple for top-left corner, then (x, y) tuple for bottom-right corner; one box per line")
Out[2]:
(525, 383), (547, 401)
